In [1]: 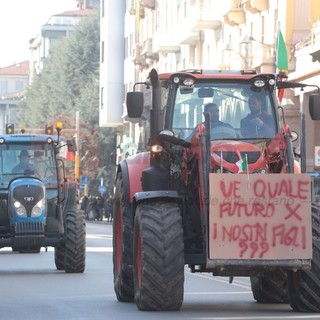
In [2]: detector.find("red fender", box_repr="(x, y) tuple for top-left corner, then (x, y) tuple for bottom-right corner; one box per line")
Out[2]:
(124, 152), (151, 200)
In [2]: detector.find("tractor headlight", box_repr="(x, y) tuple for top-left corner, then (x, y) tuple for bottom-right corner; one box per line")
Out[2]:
(151, 144), (163, 153)
(254, 79), (265, 87)
(183, 78), (194, 86)
(31, 200), (44, 217)
(14, 201), (27, 216)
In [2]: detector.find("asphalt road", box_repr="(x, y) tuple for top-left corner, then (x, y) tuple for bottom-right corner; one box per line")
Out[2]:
(0, 220), (319, 320)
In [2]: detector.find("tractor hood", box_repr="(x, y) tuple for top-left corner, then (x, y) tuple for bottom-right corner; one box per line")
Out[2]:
(9, 177), (46, 223)
(210, 140), (266, 173)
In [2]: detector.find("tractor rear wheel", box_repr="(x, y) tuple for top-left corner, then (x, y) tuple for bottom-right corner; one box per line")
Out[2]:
(133, 201), (184, 311)
(54, 246), (65, 270)
(250, 270), (289, 303)
(64, 210), (86, 273)
(287, 205), (320, 312)
(113, 173), (134, 302)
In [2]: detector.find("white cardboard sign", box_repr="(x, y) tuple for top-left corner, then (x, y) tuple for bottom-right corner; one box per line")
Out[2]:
(209, 174), (312, 260)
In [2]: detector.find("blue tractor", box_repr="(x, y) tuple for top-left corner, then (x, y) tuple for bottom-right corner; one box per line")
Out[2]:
(0, 125), (86, 273)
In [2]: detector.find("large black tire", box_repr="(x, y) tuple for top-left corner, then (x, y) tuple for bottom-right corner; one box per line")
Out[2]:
(113, 173), (134, 302)
(54, 246), (65, 270)
(63, 210), (86, 273)
(133, 201), (184, 311)
(287, 205), (320, 312)
(250, 270), (289, 303)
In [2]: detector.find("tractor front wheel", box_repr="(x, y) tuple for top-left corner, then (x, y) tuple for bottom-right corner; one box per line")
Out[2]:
(63, 210), (86, 273)
(133, 201), (184, 311)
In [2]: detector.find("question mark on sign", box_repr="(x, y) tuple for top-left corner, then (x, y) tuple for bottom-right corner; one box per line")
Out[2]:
(239, 240), (248, 257)
(259, 242), (269, 258)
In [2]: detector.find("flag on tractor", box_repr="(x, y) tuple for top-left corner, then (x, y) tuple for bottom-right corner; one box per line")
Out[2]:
(276, 30), (288, 102)
(234, 155), (248, 173)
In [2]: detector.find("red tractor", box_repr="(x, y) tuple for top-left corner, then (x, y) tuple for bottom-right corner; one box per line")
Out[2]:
(113, 69), (320, 312)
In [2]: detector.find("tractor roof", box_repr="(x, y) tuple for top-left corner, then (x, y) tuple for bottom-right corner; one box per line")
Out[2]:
(159, 69), (276, 81)
(0, 134), (60, 144)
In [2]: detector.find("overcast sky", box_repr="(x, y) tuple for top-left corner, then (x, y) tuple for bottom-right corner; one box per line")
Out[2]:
(0, 0), (76, 67)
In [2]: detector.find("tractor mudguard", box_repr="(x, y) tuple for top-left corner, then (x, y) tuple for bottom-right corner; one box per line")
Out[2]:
(133, 190), (180, 209)
(118, 152), (150, 201)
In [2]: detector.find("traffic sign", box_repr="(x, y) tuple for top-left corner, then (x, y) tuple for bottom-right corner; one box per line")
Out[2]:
(98, 185), (107, 194)
(307, 171), (320, 178)
(81, 175), (90, 185)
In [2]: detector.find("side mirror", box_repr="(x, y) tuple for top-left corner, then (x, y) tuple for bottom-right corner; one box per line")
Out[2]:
(126, 92), (144, 118)
(309, 94), (320, 120)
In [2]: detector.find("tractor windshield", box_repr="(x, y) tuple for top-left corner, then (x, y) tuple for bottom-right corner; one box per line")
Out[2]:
(0, 143), (57, 187)
(171, 81), (277, 141)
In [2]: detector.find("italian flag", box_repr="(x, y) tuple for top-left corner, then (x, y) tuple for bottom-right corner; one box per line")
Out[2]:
(276, 29), (288, 103)
(234, 156), (248, 173)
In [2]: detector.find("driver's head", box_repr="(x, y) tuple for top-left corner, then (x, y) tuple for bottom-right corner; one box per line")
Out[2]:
(204, 103), (220, 124)
(248, 96), (262, 115)
(19, 149), (30, 163)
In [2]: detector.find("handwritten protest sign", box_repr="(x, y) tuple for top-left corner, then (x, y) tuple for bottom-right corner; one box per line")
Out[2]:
(209, 174), (312, 260)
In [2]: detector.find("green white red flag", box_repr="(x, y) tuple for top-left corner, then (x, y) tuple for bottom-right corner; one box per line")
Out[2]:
(234, 155), (248, 173)
(276, 30), (288, 102)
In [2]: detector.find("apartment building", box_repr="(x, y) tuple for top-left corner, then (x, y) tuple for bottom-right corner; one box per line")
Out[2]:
(0, 61), (29, 134)
(99, 0), (320, 170)
(29, 8), (94, 82)
(0, 1), (96, 134)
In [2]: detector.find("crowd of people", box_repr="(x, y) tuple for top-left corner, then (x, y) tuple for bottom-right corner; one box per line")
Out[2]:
(79, 194), (113, 222)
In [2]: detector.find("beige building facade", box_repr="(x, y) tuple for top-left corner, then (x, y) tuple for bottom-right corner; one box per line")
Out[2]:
(99, 0), (320, 170)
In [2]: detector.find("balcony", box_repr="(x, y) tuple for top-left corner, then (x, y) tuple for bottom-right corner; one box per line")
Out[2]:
(250, 44), (276, 73)
(141, 0), (155, 9)
(141, 38), (159, 62)
(242, 0), (269, 14)
(289, 20), (320, 81)
(224, 8), (246, 27)
(295, 20), (320, 63)
(152, 32), (181, 54)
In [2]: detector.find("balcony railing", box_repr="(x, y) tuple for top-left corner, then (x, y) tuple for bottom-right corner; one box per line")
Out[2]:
(295, 20), (320, 63)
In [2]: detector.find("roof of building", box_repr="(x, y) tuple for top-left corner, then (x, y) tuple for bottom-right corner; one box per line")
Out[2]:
(53, 8), (95, 17)
(0, 61), (29, 76)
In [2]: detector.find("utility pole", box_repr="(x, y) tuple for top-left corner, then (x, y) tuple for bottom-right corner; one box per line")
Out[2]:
(75, 111), (80, 183)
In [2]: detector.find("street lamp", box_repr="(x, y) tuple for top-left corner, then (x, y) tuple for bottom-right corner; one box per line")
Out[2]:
(240, 35), (251, 69)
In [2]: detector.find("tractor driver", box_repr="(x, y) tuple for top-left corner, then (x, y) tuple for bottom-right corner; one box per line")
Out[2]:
(240, 95), (275, 138)
(12, 149), (38, 175)
(204, 103), (237, 139)
(204, 103), (232, 128)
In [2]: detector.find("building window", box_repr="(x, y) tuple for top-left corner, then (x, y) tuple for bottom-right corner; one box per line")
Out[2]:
(102, 0), (105, 17)
(100, 87), (104, 109)
(0, 80), (8, 95)
(15, 80), (24, 92)
(101, 41), (105, 63)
